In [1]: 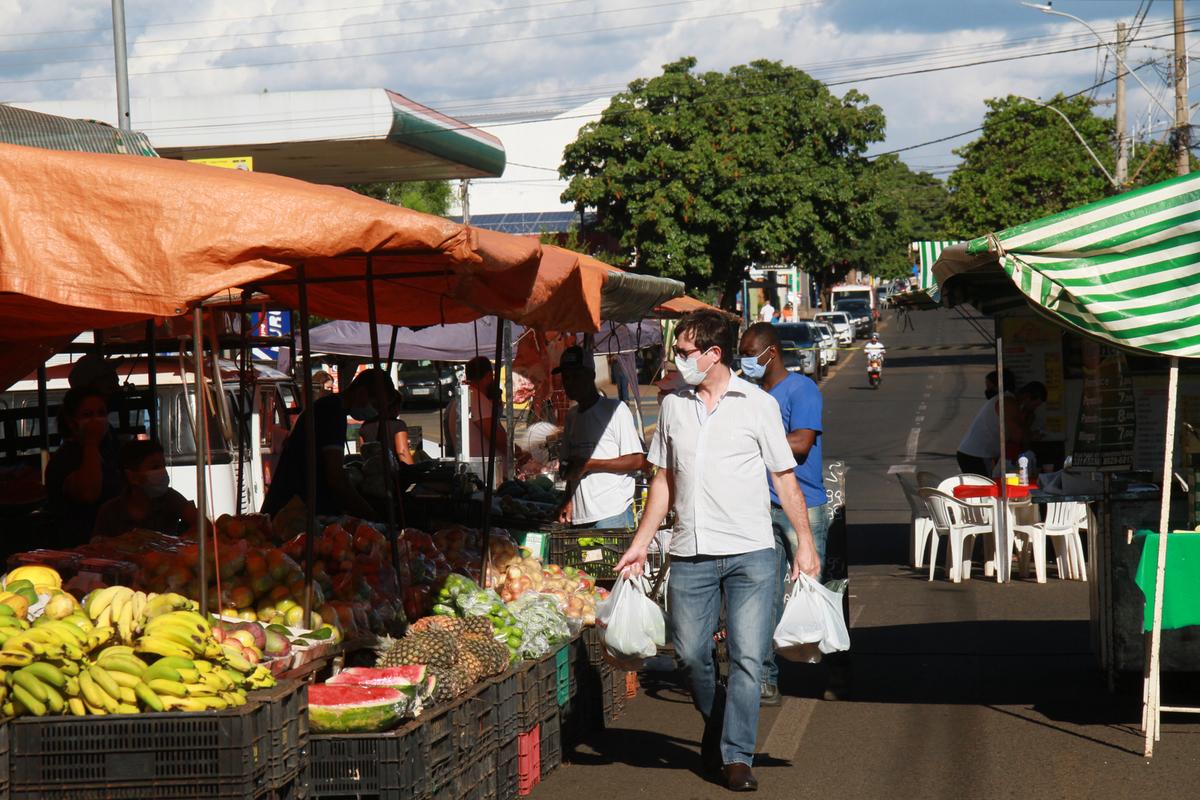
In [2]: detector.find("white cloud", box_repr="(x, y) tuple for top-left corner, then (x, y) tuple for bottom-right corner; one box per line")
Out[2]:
(0, 0), (1184, 182)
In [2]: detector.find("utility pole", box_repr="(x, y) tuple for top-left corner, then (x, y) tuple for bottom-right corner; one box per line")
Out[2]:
(1115, 21), (1129, 186)
(1174, 0), (1190, 176)
(111, 0), (131, 130)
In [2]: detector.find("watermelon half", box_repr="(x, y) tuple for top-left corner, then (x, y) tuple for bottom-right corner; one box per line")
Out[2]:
(308, 684), (410, 733)
(328, 666), (426, 697)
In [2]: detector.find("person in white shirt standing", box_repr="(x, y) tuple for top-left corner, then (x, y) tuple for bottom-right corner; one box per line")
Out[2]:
(758, 300), (775, 322)
(555, 346), (647, 528)
(615, 310), (820, 793)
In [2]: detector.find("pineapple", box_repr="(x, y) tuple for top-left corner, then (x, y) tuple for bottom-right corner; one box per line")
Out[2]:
(377, 629), (460, 669)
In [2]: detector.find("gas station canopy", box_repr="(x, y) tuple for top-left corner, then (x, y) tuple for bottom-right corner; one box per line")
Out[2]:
(15, 88), (506, 185)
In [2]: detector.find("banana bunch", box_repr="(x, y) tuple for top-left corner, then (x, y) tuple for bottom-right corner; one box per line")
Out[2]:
(0, 615), (112, 665)
(84, 586), (155, 643)
(0, 600), (31, 647)
(134, 610), (221, 661)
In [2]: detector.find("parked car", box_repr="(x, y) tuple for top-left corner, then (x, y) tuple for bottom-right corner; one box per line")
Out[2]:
(811, 321), (839, 366)
(835, 300), (872, 336)
(814, 311), (854, 346)
(772, 323), (822, 379)
(777, 341), (807, 375)
(396, 360), (457, 406)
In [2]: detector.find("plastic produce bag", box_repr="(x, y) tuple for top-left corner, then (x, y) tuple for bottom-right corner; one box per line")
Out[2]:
(595, 574), (666, 669)
(772, 574), (850, 663)
(508, 592), (570, 660)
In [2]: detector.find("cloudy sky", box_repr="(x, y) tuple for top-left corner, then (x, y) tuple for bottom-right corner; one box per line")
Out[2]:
(0, 0), (1188, 182)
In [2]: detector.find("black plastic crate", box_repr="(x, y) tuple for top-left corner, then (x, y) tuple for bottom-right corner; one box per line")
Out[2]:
(496, 735), (519, 800)
(424, 683), (493, 797)
(308, 720), (426, 800)
(10, 702), (269, 799)
(548, 530), (633, 580)
(581, 627), (605, 666)
(539, 711), (562, 779)
(248, 679), (309, 790)
(492, 669), (521, 744)
(600, 663), (621, 728)
(513, 661), (542, 730)
(0, 716), (9, 800)
(610, 669), (627, 722)
(270, 770), (308, 800)
(451, 743), (497, 800)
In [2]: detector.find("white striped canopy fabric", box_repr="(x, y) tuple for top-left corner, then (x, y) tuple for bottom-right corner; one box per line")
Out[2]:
(914, 240), (959, 295)
(965, 171), (1200, 358)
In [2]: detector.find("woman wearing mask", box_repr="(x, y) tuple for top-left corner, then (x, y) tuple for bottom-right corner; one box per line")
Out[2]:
(44, 387), (122, 546)
(93, 440), (198, 537)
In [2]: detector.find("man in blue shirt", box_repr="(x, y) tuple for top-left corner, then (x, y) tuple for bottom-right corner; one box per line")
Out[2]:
(739, 322), (829, 706)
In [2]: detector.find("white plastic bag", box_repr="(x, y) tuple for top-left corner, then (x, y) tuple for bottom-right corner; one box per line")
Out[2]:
(596, 573), (666, 669)
(772, 574), (850, 662)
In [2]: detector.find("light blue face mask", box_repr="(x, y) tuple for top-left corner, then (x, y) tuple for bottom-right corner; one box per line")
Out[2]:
(740, 348), (772, 380)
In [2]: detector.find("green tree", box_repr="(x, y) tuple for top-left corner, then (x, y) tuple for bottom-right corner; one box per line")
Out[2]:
(348, 180), (455, 215)
(943, 94), (1178, 237)
(843, 155), (949, 280)
(560, 58), (886, 305)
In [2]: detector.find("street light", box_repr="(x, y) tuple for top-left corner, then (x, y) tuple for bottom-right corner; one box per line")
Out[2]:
(1020, 1), (1176, 118)
(1015, 96), (1120, 187)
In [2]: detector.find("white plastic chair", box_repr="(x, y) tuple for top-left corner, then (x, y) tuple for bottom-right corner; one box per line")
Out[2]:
(919, 488), (993, 583)
(896, 472), (934, 569)
(1012, 501), (1088, 583)
(937, 474), (1004, 579)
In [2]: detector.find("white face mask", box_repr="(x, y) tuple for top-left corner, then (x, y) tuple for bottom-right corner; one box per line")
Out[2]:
(674, 349), (713, 386)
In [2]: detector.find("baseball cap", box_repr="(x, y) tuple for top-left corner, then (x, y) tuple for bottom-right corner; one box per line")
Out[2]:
(552, 346), (592, 375)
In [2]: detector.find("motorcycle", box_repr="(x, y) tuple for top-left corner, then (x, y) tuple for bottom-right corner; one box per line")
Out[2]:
(867, 355), (882, 389)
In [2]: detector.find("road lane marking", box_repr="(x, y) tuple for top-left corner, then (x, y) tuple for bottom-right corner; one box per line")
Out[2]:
(850, 604), (865, 627)
(905, 427), (920, 461)
(764, 697), (817, 762)
(918, 402), (927, 412)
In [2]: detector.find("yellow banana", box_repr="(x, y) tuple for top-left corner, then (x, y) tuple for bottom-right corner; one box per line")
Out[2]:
(160, 695), (208, 712)
(117, 686), (136, 705)
(84, 700), (108, 715)
(134, 681), (164, 711)
(58, 660), (80, 677)
(117, 601), (134, 645)
(97, 655), (147, 677)
(64, 676), (79, 697)
(98, 645), (137, 660)
(11, 682), (46, 716)
(88, 626), (116, 650)
(22, 661), (65, 689)
(141, 624), (205, 653)
(42, 683), (65, 714)
(67, 696), (86, 716)
(108, 671), (141, 690)
(134, 636), (194, 660)
(77, 669), (107, 709)
(115, 703), (139, 714)
(88, 664), (122, 701)
(195, 695), (229, 710)
(193, 660), (213, 674)
(176, 668), (201, 684)
(12, 668), (49, 702)
(146, 611), (209, 637)
(148, 678), (188, 698)
(184, 683), (219, 697)
(85, 585), (122, 622)
(143, 663), (182, 683)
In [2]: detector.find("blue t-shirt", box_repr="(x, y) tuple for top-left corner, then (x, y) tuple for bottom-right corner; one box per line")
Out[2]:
(767, 373), (825, 508)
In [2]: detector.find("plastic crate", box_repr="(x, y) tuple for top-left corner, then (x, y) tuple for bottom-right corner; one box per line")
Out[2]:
(517, 726), (540, 797)
(555, 646), (570, 706)
(424, 680), (495, 797)
(451, 743), (497, 800)
(611, 669), (627, 721)
(539, 712), (562, 780)
(581, 628), (605, 666)
(516, 654), (556, 730)
(307, 719), (426, 800)
(269, 771), (308, 800)
(548, 530), (633, 579)
(492, 669), (521, 744)
(601, 665), (623, 728)
(496, 735), (519, 800)
(247, 679), (309, 789)
(9, 702), (269, 800)
(0, 716), (9, 800)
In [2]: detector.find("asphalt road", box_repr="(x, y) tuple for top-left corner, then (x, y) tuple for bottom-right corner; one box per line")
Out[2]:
(534, 308), (1200, 800)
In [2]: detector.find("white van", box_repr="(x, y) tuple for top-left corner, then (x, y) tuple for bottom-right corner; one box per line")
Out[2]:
(0, 359), (299, 518)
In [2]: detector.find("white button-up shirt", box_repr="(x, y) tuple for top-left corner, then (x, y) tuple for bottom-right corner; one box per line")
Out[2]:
(648, 374), (796, 557)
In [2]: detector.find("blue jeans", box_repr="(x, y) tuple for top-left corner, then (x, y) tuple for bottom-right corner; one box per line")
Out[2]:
(762, 503), (830, 687)
(574, 504), (635, 529)
(668, 547), (777, 766)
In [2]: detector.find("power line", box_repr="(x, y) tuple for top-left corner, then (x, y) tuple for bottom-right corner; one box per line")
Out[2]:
(0, 1), (817, 85)
(0, 0), (704, 60)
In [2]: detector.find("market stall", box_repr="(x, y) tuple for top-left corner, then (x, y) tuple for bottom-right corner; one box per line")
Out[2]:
(0, 142), (682, 796)
(930, 169), (1200, 756)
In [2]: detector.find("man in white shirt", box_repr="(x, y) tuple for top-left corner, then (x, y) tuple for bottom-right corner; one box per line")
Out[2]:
(758, 300), (775, 322)
(615, 310), (820, 793)
(555, 346), (647, 528)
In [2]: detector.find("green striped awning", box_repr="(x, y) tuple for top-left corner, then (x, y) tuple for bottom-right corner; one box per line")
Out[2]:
(0, 104), (156, 156)
(913, 240), (959, 295)
(958, 171), (1200, 358)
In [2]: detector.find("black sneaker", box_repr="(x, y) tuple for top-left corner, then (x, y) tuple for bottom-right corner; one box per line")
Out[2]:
(760, 684), (781, 706)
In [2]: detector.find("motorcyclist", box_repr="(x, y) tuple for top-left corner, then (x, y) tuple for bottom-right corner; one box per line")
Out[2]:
(864, 332), (886, 364)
